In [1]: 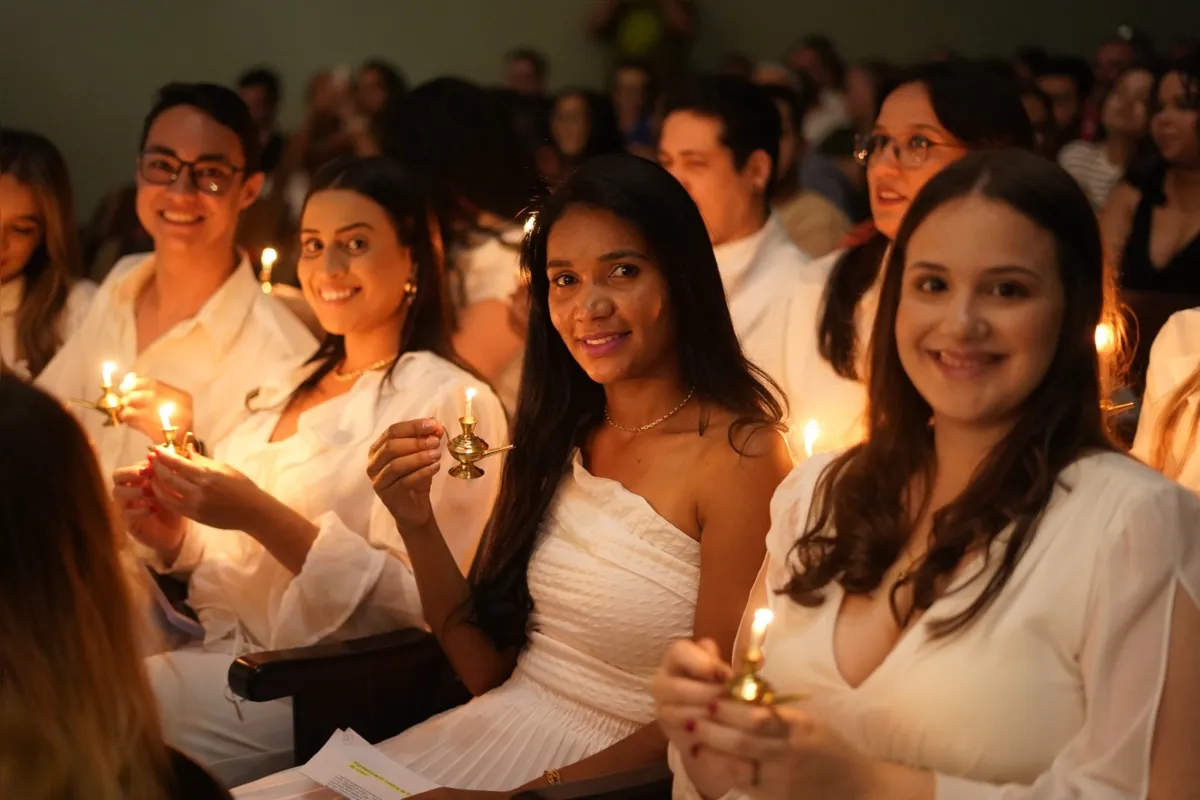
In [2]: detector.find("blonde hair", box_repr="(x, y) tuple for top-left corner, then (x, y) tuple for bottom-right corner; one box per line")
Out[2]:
(1149, 363), (1200, 480)
(0, 375), (169, 799)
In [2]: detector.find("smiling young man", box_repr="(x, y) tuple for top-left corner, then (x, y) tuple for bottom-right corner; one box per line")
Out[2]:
(38, 83), (315, 477)
(658, 75), (816, 410)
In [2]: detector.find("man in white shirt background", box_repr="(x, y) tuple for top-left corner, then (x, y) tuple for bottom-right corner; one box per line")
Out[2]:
(657, 74), (816, 405)
(38, 83), (316, 476)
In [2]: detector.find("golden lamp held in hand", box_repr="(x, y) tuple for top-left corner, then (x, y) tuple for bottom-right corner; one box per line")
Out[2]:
(70, 361), (129, 426)
(446, 388), (513, 480)
(725, 608), (805, 706)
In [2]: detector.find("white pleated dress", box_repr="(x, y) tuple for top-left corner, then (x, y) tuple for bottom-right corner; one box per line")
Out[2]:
(236, 452), (701, 798)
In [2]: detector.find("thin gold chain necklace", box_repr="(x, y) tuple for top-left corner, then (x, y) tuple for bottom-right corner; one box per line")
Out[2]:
(332, 356), (395, 383)
(605, 387), (696, 433)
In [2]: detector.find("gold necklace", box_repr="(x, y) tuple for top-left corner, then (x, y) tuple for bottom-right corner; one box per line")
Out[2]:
(331, 356), (396, 383)
(605, 387), (696, 433)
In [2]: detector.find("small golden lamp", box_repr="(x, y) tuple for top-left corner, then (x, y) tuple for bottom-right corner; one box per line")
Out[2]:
(725, 608), (802, 706)
(447, 388), (513, 480)
(70, 361), (125, 426)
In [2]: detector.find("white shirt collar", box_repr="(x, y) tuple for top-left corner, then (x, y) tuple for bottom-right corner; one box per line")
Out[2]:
(0, 275), (25, 316)
(110, 251), (261, 353)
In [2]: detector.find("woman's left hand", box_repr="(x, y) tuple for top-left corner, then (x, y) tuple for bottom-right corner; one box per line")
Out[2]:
(147, 445), (271, 531)
(688, 700), (883, 800)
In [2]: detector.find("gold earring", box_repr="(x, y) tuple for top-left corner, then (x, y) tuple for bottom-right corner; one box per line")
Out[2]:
(403, 281), (418, 303)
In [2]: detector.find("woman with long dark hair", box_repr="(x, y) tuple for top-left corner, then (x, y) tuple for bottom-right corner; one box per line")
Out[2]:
(111, 156), (505, 786)
(238, 153), (792, 797)
(546, 88), (626, 182)
(1, 376), (230, 800)
(379, 78), (546, 410)
(780, 60), (1036, 455)
(655, 149), (1200, 799)
(0, 129), (95, 378)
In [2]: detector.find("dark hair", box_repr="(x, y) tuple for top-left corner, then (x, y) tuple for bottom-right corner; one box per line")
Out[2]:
(507, 47), (548, 80)
(139, 83), (261, 174)
(359, 58), (408, 104)
(0, 129), (81, 377)
(787, 148), (1118, 637)
(1127, 56), (1200, 199)
(291, 156), (457, 397)
(1035, 56), (1097, 104)
(236, 67), (282, 111)
(608, 57), (659, 112)
(469, 153), (786, 648)
(377, 78), (543, 228)
(552, 89), (625, 164)
(819, 60), (1037, 380)
(797, 35), (847, 89)
(662, 74), (782, 192)
(1092, 62), (1157, 143)
(761, 84), (805, 133)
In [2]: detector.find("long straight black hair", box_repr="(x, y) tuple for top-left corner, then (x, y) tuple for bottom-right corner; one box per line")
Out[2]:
(819, 60), (1037, 380)
(468, 153), (785, 649)
(787, 149), (1119, 637)
(291, 156), (458, 397)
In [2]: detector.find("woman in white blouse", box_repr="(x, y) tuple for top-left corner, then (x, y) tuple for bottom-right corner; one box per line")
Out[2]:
(781, 60), (1037, 456)
(111, 156), (506, 786)
(1132, 307), (1200, 490)
(0, 129), (95, 379)
(654, 149), (1200, 798)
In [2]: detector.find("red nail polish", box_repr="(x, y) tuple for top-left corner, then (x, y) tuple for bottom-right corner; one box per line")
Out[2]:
(707, 701), (718, 716)
(684, 719), (696, 733)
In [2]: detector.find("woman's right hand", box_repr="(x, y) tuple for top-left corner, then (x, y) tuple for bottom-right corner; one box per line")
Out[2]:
(112, 462), (186, 564)
(367, 418), (445, 532)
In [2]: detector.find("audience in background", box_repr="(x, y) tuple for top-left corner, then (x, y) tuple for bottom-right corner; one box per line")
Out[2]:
(504, 47), (549, 96)
(761, 84), (851, 258)
(354, 58), (407, 124)
(0, 377), (230, 800)
(1020, 81), (1061, 158)
(547, 88), (626, 182)
(588, 0), (699, 92)
(0, 129), (96, 379)
(235, 68), (286, 177)
(1059, 64), (1154, 208)
(1034, 55), (1095, 146)
(843, 58), (896, 135)
(608, 56), (658, 156)
(786, 34), (850, 146)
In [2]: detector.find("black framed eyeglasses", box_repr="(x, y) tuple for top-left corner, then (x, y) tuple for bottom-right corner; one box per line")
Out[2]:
(137, 152), (245, 196)
(853, 133), (962, 169)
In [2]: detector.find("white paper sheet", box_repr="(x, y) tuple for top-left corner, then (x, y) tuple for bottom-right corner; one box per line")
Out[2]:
(299, 729), (440, 798)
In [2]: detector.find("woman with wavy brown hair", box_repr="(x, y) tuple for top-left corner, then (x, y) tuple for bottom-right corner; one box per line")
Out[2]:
(655, 149), (1200, 799)
(0, 374), (230, 799)
(0, 129), (95, 379)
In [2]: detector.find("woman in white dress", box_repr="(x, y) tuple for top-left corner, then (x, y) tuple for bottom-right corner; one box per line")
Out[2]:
(1131, 307), (1200, 490)
(236, 153), (794, 798)
(781, 60), (1037, 456)
(0, 129), (96, 379)
(111, 156), (506, 786)
(655, 149), (1200, 798)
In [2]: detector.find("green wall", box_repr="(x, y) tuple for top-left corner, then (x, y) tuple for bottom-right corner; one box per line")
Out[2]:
(2, 0), (1192, 218)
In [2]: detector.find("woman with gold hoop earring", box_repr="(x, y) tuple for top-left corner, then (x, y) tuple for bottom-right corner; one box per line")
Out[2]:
(111, 156), (507, 785)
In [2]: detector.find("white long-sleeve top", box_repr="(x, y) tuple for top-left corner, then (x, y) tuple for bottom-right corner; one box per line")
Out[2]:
(36, 252), (316, 475)
(0, 275), (96, 379)
(1131, 307), (1200, 491)
(165, 351), (507, 653)
(672, 449), (1200, 799)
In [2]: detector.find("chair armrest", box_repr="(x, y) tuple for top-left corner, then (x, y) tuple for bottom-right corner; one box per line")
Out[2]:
(228, 627), (443, 702)
(513, 761), (674, 800)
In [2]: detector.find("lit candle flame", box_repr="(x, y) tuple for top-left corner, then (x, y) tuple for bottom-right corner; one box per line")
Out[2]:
(746, 607), (774, 659)
(119, 372), (138, 394)
(261, 247), (278, 270)
(803, 419), (821, 459)
(102, 361), (117, 389)
(464, 387), (477, 421)
(523, 213), (537, 236)
(159, 402), (176, 431)
(1094, 323), (1115, 354)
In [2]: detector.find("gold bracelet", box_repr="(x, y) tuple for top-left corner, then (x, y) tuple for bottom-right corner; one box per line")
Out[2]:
(543, 768), (563, 785)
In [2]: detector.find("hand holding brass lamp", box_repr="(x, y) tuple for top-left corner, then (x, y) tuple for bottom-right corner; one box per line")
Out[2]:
(447, 388), (513, 480)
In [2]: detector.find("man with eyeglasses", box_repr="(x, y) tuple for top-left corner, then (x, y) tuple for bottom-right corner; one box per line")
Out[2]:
(39, 82), (315, 478)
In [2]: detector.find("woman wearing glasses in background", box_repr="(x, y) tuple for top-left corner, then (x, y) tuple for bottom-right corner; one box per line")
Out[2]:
(777, 60), (1036, 454)
(37, 82), (315, 478)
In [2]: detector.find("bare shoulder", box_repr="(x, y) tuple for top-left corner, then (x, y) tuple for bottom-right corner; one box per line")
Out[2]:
(1102, 182), (1141, 219)
(693, 406), (793, 487)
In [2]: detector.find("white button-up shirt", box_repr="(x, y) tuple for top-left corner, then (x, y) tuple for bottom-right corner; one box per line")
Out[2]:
(36, 252), (316, 475)
(170, 351), (508, 652)
(0, 275), (96, 379)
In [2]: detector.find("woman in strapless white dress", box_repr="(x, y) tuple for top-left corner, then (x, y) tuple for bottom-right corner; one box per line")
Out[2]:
(655, 151), (1200, 798)
(236, 153), (794, 798)
(1131, 306), (1200, 492)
